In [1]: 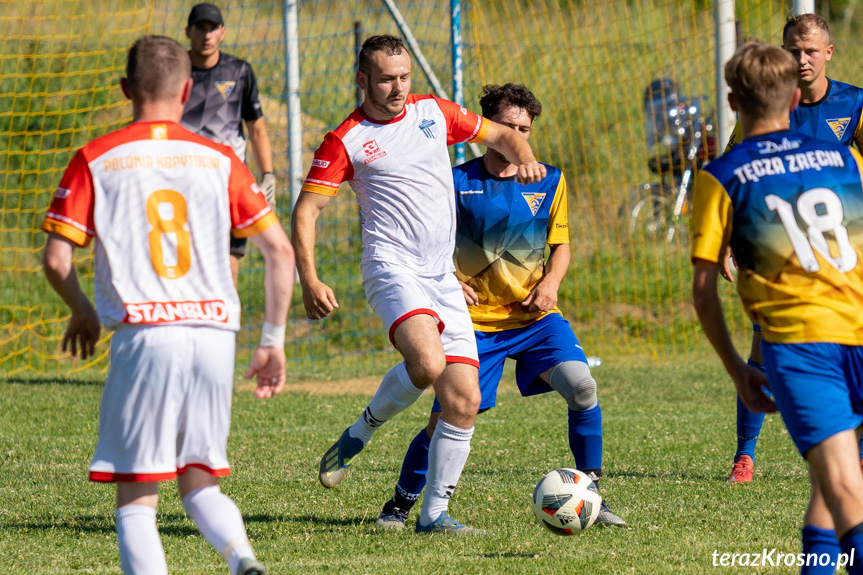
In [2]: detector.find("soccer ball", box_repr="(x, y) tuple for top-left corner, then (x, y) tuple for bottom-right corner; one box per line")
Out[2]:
(531, 468), (602, 535)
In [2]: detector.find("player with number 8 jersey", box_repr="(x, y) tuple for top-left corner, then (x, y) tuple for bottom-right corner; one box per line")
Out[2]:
(41, 35), (292, 575)
(42, 121), (273, 331)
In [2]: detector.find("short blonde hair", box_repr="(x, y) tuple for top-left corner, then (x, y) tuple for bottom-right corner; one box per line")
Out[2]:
(783, 13), (830, 44)
(126, 35), (191, 102)
(725, 42), (798, 119)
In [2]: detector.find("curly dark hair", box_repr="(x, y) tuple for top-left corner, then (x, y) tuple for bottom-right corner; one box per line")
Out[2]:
(358, 34), (407, 76)
(479, 83), (542, 121)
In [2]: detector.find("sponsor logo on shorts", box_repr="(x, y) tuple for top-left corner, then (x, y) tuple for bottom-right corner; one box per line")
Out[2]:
(215, 81), (236, 100)
(124, 300), (229, 324)
(311, 159), (330, 168)
(459, 190), (484, 195)
(251, 182), (262, 195)
(54, 187), (72, 199)
(362, 140), (386, 164)
(419, 118), (439, 139)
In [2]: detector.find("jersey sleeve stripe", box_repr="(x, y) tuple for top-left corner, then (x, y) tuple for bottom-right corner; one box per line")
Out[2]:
(468, 117), (491, 144)
(301, 182), (339, 196)
(232, 210), (278, 238)
(41, 215), (93, 246)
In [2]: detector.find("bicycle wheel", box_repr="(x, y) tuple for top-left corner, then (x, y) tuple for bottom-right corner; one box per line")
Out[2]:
(628, 194), (670, 237)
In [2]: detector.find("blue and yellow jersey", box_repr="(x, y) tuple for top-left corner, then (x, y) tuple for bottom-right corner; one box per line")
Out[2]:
(725, 79), (863, 152)
(692, 131), (863, 345)
(453, 157), (569, 332)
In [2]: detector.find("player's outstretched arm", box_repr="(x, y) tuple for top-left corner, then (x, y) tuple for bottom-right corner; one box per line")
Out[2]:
(692, 259), (776, 413)
(482, 122), (546, 184)
(245, 223), (295, 398)
(290, 191), (339, 320)
(522, 243), (570, 312)
(247, 117), (276, 207)
(42, 234), (100, 360)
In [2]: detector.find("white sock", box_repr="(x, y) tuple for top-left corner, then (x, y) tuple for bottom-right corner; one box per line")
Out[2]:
(348, 362), (424, 444)
(182, 486), (255, 575)
(115, 505), (167, 575)
(419, 419), (474, 526)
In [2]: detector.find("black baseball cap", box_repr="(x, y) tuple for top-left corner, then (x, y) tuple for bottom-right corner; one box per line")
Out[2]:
(188, 3), (224, 27)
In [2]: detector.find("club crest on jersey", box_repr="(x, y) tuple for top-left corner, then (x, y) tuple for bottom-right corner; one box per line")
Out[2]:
(419, 119), (439, 139)
(54, 187), (72, 199)
(362, 140), (386, 164)
(215, 81), (236, 100)
(522, 192), (546, 216)
(827, 117), (851, 141)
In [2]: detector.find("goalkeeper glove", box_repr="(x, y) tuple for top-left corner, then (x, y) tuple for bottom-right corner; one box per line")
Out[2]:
(261, 172), (277, 209)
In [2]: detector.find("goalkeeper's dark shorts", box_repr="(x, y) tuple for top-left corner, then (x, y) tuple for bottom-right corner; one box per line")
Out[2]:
(230, 233), (247, 259)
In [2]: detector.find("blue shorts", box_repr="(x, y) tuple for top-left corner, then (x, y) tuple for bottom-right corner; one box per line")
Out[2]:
(762, 341), (863, 457)
(431, 313), (587, 412)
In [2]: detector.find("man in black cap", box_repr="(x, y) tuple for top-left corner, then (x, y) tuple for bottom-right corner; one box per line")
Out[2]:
(183, 3), (276, 285)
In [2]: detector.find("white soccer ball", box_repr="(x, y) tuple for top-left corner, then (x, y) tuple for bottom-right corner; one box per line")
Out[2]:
(531, 468), (602, 535)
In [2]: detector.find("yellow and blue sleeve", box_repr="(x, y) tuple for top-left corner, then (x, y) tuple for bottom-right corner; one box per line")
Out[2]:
(547, 175), (569, 245)
(690, 170), (732, 264)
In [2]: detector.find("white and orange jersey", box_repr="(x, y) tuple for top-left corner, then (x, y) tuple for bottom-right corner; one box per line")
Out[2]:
(302, 94), (490, 276)
(42, 121), (277, 331)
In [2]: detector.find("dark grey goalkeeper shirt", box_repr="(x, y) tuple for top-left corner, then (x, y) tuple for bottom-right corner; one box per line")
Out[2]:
(181, 52), (263, 162)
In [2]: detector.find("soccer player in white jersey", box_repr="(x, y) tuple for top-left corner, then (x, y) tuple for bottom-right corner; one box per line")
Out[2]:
(292, 34), (545, 534)
(41, 35), (294, 575)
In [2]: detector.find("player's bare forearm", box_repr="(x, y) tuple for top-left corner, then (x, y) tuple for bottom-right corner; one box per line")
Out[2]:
(290, 192), (327, 286)
(44, 234), (88, 313)
(482, 122), (546, 183)
(692, 259), (774, 413)
(523, 244), (569, 311)
(246, 117), (274, 174)
(290, 191), (339, 318)
(43, 234), (101, 358)
(692, 259), (743, 375)
(542, 243), (570, 292)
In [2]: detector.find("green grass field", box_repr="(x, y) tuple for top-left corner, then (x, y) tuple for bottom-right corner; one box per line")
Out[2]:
(1, 350), (814, 574)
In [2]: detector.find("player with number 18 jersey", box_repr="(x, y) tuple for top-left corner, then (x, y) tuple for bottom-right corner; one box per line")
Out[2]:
(692, 131), (863, 454)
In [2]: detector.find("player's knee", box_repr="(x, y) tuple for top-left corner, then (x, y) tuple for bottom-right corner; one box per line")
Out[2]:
(406, 353), (446, 388)
(549, 360), (598, 411)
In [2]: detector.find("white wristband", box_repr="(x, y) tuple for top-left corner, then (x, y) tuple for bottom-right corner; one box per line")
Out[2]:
(259, 322), (285, 348)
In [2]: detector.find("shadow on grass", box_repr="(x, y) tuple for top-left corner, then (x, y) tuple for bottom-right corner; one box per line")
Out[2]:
(0, 512), (346, 537)
(283, 514), (370, 527)
(2, 375), (103, 386)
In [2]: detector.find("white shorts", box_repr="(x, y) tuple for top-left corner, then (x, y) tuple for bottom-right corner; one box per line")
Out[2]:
(89, 325), (235, 483)
(362, 261), (478, 367)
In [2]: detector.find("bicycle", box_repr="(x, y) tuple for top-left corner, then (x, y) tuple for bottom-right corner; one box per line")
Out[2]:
(624, 78), (717, 243)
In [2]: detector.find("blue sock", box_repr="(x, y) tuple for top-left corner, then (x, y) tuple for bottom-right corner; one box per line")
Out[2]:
(391, 427), (431, 511)
(735, 358), (767, 462)
(568, 404), (603, 475)
(839, 523), (863, 574)
(801, 525), (840, 574)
